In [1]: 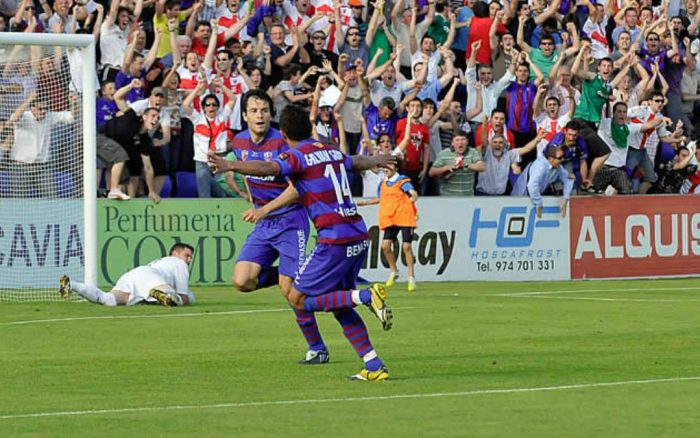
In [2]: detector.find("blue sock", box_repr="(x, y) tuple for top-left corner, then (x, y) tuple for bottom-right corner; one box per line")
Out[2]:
(365, 357), (383, 372)
(257, 266), (279, 289)
(359, 289), (372, 306)
(293, 308), (326, 352)
(334, 309), (383, 371)
(303, 291), (356, 312)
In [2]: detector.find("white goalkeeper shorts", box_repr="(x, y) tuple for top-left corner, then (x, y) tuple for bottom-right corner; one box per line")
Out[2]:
(112, 266), (175, 306)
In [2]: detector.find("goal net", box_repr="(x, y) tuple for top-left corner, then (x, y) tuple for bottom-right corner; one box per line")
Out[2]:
(0, 33), (96, 302)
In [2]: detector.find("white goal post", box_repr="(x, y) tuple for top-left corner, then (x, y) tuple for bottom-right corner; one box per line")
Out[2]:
(0, 32), (96, 301)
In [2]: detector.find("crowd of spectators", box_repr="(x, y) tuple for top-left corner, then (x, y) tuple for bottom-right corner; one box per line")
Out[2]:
(1, 0), (700, 201)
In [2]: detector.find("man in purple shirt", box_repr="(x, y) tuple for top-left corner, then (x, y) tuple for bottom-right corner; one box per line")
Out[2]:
(230, 90), (329, 366)
(210, 104), (396, 381)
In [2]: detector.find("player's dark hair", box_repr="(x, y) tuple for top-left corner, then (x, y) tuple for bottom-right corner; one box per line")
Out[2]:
(242, 89), (276, 117)
(170, 243), (194, 255)
(280, 105), (312, 141)
(165, 0), (179, 10)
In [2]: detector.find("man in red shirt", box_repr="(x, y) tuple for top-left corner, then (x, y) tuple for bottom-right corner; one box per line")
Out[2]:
(475, 109), (516, 150)
(395, 98), (430, 192)
(466, 1), (510, 66)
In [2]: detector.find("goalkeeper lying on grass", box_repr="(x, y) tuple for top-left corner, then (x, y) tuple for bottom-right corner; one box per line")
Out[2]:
(59, 243), (195, 307)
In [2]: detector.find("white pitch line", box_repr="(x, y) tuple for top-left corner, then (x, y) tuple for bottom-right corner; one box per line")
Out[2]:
(1, 306), (422, 326)
(0, 309), (292, 326)
(1, 376), (699, 420)
(509, 295), (700, 303)
(494, 287), (700, 297)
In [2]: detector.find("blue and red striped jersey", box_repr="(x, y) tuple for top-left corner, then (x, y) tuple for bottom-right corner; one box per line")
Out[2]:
(231, 128), (302, 217)
(274, 138), (369, 245)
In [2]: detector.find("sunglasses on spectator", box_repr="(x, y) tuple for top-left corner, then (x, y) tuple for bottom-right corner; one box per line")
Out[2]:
(652, 99), (664, 103)
(647, 37), (659, 41)
(348, 32), (360, 37)
(203, 102), (219, 107)
(553, 155), (565, 161)
(312, 35), (325, 40)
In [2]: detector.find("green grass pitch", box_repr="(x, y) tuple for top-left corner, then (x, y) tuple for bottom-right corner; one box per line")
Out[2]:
(2, 279), (700, 437)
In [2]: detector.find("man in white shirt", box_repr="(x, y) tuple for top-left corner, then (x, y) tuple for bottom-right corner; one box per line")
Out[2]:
(391, 1), (435, 78)
(100, 0), (142, 81)
(8, 94), (75, 198)
(594, 101), (662, 194)
(466, 40), (516, 123)
(60, 243), (196, 307)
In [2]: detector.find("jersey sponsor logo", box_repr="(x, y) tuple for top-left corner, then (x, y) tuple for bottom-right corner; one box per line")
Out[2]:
(345, 240), (369, 257)
(264, 151), (273, 161)
(278, 152), (290, 161)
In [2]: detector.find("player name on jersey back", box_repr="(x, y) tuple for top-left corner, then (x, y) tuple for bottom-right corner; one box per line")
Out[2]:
(303, 149), (345, 167)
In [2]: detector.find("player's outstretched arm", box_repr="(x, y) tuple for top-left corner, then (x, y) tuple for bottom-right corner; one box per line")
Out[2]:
(242, 184), (299, 224)
(208, 151), (281, 176)
(350, 154), (398, 171)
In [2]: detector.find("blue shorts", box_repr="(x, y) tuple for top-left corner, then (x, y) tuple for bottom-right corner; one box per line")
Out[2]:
(626, 148), (657, 183)
(237, 208), (310, 278)
(294, 240), (369, 296)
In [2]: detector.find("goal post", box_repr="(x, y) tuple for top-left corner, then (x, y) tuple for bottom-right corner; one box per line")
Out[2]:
(0, 32), (96, 301)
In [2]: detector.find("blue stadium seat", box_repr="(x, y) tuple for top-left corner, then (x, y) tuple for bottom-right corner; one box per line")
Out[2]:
(160, 175), (173, 198)
(0, 171), (9, 197)
(54, 171), (75, 198)
(175, 171), (198, 198)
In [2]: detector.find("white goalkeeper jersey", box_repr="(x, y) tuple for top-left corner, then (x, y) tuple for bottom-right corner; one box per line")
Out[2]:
(147, 256), (193, 298)
(114, 256), (195, 305)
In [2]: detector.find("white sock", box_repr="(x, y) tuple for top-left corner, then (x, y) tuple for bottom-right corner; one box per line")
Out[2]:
(362, 350), (378, 363)
(72, 282), (117, 306)
(351, 289), (362, 305)
(409, 276), (415, 282)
